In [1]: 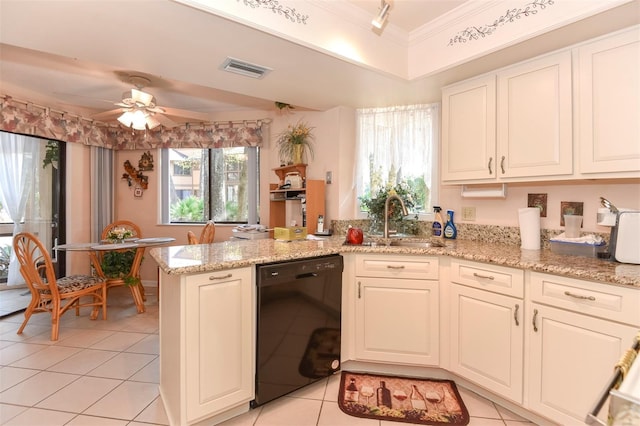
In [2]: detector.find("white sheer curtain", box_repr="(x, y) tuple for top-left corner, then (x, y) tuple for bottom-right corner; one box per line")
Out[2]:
(355, 103), (440, 215)
(0, 133), (41, 285)
(90, 146), (113, 241)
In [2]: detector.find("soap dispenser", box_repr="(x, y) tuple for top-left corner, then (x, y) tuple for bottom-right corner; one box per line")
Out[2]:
(444, 210), (457, 239)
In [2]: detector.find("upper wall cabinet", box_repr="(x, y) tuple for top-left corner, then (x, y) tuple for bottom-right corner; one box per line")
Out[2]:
(575, 26), (640, 177)
(442, 51), (573, 184)
(441, 26), (640, 184)
(496, 51), (573, 180)
(441, 75), (497, 182)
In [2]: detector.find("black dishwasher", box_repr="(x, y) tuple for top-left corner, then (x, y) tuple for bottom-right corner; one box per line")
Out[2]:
(253, 254), (343, 407)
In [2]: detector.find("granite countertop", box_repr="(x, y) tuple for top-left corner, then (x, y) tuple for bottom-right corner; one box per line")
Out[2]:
(149, 236), (640, 288)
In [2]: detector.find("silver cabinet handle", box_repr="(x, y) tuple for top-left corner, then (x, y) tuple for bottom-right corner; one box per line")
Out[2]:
(488, 157), (493, 175)
(564, 291), (596, 301)
(358, 281), (361, 299)
(209, 273), (232, 280)
(514, 304), (519, 326)
(500, 156), (506, 174)
(387, 265), (405, 270)
(532, 308), (538, 332)
(473, 272), (495, 280)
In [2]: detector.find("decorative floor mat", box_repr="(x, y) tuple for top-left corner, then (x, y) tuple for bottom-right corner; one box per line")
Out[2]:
(338, 371), (469, 425)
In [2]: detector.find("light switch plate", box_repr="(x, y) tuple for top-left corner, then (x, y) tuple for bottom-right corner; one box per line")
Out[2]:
(326, 171), (332, 184)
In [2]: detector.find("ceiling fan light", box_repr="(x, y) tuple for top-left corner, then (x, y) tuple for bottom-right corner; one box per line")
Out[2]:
(117, 110), (161, 130)
(146, 115), (161, 129)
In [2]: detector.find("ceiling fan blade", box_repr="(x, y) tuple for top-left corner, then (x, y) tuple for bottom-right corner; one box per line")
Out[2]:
(146, 106), (165, 114)
(125, 88), (155, 107)
(162, 107), (211, 122)
(92, 108), (125, 121)
(154, 113), (179, 128)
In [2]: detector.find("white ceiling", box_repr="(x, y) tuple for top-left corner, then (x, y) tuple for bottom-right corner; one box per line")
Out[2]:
(0, 0), (637, 126)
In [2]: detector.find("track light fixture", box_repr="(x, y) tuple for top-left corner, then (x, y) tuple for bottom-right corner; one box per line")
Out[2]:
(372, 0), (390, 29)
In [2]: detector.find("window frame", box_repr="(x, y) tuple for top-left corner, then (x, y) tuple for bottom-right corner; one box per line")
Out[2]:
(160, 147), (259, 225)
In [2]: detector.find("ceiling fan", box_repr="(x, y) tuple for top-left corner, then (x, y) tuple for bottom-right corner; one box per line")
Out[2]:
(91, 75), (212, 129)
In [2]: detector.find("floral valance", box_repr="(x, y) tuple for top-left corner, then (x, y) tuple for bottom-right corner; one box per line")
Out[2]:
(0, 95), (266, 149)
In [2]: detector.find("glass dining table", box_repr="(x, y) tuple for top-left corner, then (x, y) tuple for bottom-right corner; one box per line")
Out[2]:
(55, 237), (176, 314)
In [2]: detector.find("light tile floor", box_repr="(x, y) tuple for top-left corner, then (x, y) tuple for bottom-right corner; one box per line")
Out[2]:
(0, 287), (30, 318)
(0, 286), (537, 425)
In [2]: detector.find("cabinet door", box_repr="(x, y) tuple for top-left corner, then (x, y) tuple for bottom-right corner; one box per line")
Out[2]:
(576, 27), (640, 175)
(185, 268), (254, 422)
(497, 51), (573, 179)
(527, 303), (638, 425)
(450, 284), (523, 403)
(441, 75), (497, 182)
(355, 277), (439, 365)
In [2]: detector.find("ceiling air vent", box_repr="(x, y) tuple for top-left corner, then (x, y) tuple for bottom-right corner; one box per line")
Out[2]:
(221, 57), (272, 79)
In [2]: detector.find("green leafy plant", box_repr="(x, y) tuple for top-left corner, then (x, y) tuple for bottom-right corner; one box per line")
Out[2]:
(359, 182), (419, 235)
(42, 140), (59, 169)
(100, 250), (140, 286)
(0, 245), (11, 279)
(170, 196), (204, 222)
(276, 120), (315, 164)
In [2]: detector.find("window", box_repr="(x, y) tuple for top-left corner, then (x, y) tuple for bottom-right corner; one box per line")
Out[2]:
(161, 147), (259, 224)
(355, 103), (439, 217)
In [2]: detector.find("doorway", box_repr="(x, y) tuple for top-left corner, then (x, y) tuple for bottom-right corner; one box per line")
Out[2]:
(0, 134), (66, 316)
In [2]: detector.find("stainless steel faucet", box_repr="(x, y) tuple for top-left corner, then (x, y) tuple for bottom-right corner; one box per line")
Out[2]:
(383, 193), (408, 238)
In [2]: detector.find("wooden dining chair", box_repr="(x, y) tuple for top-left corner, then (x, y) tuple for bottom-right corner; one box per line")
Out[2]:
(99, 220), (146, 303)
(199, 221), (216, 243)
(13, 232), (107, 341)
(187, 231), (199, 245)
(187, 221), (216, 245)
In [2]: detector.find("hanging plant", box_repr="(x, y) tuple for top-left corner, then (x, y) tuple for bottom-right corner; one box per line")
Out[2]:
(42, 140), (59, 169)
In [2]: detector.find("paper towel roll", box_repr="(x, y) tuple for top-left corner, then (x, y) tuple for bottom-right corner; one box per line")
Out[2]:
(518, 207), (540, 250)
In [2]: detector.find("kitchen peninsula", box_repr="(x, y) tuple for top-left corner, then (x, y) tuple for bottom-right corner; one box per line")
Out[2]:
(150, 237), (640, 426)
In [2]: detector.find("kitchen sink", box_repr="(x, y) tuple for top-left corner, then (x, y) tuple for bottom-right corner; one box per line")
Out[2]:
(388, 239), (445, 248)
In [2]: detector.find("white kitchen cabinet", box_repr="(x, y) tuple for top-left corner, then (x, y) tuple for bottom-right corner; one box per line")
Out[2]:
(441, 75), (497, 182)
(527, 272), (640, 425)
(353, 254), (439, 366)
(448, 261), (524, 403)
(496, 51), (573, 179)
(160, 267), (254, 425)
(442, 51), (573, 184)
(575, 26), (640, 176)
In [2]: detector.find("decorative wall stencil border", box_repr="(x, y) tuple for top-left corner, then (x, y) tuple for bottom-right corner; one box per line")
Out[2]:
(448, 0), (555, 46)
(239, 0), (309, 24)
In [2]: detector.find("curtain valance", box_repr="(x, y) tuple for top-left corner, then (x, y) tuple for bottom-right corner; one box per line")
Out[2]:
(0, 95), (266, 149)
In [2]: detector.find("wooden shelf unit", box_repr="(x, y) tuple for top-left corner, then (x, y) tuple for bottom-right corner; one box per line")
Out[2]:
(269, 165), (325, 234)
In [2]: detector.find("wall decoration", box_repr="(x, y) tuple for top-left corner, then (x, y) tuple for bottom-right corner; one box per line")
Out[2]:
(138, 151), (154, 171)
(560, 201), (584, 226)
(134, 187), (144, 198)
(239, 0), (309, 24)
(448, 0), (555, 46)
(528, 193), (547, 217)
(122, 160), (149, 190)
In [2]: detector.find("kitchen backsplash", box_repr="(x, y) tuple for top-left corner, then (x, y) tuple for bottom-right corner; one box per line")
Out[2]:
(331, 219), (610, 250)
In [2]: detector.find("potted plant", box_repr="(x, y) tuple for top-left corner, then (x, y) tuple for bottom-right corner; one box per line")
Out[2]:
(276, 120), (315, 164)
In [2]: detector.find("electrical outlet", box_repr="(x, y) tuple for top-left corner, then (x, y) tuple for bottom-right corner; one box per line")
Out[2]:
(462, 206), (476, 221)
(326, 171), (332, 184)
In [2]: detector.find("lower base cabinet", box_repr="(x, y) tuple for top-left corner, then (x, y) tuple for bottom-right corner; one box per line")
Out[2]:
(355, 277), (439, 365)
(527, 272), (640, 425)
(160, 267), (254, 425)
(449, 284), (523, 403)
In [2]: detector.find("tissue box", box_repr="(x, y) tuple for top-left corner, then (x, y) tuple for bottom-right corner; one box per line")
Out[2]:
(550, 240), (607, 258)
(274, 226), (307, 241)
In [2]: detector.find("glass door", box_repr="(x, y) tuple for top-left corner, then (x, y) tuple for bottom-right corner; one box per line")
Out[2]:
(0, 135), (65, 288)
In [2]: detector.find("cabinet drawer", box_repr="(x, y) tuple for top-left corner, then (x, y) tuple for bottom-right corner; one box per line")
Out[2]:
(450, 260), (524, 298)
(530, 272), (640, 326)
(355, 254), (438, 280)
